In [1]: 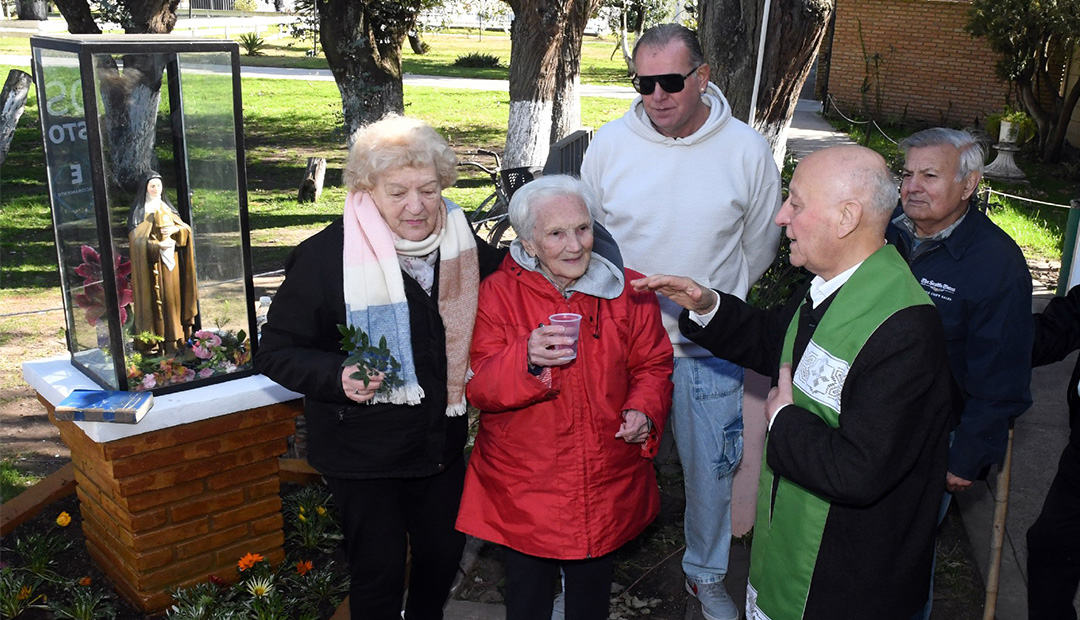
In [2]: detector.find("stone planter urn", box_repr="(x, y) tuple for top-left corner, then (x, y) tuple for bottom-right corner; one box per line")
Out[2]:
(985, 119), (1026, 181)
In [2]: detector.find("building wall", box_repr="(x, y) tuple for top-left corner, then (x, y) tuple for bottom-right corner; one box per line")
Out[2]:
(826, 0), (1010, 127)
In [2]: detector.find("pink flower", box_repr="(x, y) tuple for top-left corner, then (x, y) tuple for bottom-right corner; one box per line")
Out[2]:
(199, 368), (214, 378)
(141, 374), (157, 389)
(191, 331), (223, 359)
(73, 245), (133, 326)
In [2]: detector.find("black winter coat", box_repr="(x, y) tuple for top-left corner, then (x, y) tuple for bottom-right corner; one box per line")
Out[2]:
(254, 218), (505, 479)
(1033, 284), (1080, 449)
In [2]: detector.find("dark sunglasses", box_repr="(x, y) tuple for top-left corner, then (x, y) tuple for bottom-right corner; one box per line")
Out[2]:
(631, 66), (700, 95)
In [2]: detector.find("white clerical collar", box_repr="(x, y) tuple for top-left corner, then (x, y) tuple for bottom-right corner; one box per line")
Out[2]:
(808, 260), (864, 308)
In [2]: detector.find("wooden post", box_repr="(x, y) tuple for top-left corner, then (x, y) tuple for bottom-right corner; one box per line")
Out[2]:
(1, 69), (33, 166)
(983, 427), (1014, 620)
(297, 157), (327, 203)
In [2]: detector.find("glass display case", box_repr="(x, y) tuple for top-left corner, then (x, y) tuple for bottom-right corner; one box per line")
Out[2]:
(30, 35), (257, 395)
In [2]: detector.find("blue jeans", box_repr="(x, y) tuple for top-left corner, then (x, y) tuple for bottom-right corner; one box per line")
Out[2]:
(671, 356), (745, 584)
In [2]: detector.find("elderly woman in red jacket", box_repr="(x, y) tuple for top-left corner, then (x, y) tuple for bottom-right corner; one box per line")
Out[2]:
(456, 174), (674, 620)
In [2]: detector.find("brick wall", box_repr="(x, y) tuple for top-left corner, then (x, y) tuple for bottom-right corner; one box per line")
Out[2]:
(825, 0), (1010, 127)
(47, 398), (302, 613)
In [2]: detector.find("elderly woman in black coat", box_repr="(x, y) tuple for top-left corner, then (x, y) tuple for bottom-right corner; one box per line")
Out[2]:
(255, 114), (504, 620)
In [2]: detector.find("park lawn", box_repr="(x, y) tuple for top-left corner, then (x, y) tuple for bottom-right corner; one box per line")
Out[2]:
(0, 29), (631, 84)
(0, 63), (629, 290)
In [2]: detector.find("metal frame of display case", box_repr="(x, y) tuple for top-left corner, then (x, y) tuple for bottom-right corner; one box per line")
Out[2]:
(30, 35), (257, 394)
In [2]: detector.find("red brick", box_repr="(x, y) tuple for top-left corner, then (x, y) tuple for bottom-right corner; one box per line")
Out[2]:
(245, 476), (281, 501)
(174, 523), (250, 559)
(168, 487), (245, 523)
(250, 513), (283, 536)
(118, 441), (287, 495)
(110, 420), (295, 478)
(125, 479), (205, 512)
(129, 518), (210, 552)
(211, 495), (282, 529)
(206, 459), (279, 491)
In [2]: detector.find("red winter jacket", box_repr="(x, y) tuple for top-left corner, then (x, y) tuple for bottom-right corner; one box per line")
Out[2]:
(456, 254), (673, 559)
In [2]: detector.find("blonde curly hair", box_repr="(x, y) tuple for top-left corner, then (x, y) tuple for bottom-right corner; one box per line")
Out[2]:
(343, 114), (458, 192)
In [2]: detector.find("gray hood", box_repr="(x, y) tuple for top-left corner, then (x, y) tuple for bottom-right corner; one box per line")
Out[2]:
(509, 239), (625, 300)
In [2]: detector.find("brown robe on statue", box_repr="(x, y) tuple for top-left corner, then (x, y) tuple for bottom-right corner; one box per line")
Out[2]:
(129, 205), (198, 354)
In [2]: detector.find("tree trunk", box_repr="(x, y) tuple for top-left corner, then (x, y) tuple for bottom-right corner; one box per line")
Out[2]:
(53, 0), (102, 34)
(550, 0), (600, 144)
(52, 1), (178, 191)
(505, 0), (570, 168)
(298, 157), (327, 202)
(698, 0), (833, 162)
(95, 55), (169, 191)
(125, 0), (180, 34)
(0, 69), (32, 165)
(17, 0), (47, 20)
(617, 9), (634, 76)
(408, 30), (427, 55)
(317, 0), (414, 139)
(1042, 72), (1080, 163)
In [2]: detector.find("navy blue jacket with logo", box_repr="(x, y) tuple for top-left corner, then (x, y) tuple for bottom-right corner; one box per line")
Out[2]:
(886, 205), (1033, 481)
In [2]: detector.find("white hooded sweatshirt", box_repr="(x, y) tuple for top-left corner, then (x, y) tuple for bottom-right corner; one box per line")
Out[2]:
(581, 82), (783, 357)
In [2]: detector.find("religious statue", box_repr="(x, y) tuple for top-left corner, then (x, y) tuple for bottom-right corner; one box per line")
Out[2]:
(127, 172), (198, 355)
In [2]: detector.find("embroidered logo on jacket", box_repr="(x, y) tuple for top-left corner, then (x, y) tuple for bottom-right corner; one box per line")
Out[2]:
(793, 340), (848, 414)
(920, 277), (956, 301)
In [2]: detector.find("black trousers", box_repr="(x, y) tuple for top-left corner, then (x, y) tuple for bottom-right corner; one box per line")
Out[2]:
(1028, 441), (1080, 620)
(325, 458), (466, 620)
(504, 547), (614, 620)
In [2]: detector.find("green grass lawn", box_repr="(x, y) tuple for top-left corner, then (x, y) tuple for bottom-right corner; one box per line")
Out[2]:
(0, 28), (632, 85)
(0, 60), (629, 290)
(0, 458), (41, 503)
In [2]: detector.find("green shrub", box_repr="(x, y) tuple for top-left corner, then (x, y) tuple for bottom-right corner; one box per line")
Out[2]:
(237, 32), (267, 57)
(453, 52), (502, 68)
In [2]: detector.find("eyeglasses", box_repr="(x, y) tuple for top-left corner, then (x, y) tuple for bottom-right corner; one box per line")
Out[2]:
(631, 66), (700, 95)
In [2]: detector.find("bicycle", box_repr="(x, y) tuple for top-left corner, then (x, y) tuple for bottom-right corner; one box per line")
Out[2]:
(457, 149), (541, 247)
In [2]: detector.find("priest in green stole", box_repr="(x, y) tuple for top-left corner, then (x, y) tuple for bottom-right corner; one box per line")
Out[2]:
(633, 145), (955, 620)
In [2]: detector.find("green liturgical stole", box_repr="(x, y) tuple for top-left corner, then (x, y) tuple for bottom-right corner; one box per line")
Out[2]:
(746, 245), (932, 620)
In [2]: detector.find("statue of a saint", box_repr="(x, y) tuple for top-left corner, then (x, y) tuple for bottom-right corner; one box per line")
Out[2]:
(127, 172), (198, 355)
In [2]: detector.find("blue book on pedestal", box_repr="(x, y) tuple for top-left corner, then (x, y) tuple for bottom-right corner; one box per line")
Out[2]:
(54, 389), (154, 424)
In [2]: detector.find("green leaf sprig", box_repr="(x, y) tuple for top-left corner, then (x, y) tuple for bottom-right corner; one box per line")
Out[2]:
(337, 324), (404, 395)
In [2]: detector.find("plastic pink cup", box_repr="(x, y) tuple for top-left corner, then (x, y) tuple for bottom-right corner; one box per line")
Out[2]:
(549, 313), (582, 359)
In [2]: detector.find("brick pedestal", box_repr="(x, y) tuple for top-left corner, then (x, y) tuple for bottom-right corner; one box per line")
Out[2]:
(39, 396), (302, 613)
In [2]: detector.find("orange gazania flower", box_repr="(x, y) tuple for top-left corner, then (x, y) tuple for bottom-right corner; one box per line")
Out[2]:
(296, 560), (313, 576)
(237, 552), (264, 572)
(78, 577), (92, 586)
(17, 585), (31, 601)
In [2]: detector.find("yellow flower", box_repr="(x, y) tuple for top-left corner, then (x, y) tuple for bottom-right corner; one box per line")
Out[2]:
(237, 552), (264, 572)
(17, 585), (31, 601)
(298, 513), (307, 523)
(315, 506), (327, 517)
(296, 560), (313, 576)
(299, 506), (306, 514)
(56, 512), (72, 527)
(78, 577), (92, 586)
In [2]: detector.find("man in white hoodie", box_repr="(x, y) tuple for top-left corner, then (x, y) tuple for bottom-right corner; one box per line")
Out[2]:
(580, 23), (782, 620)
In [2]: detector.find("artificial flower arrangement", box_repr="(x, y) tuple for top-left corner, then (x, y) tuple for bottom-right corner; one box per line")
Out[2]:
(73, 244), (133, 327)
(127, 328), (252, 391)
(72, 244), (253, 391)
